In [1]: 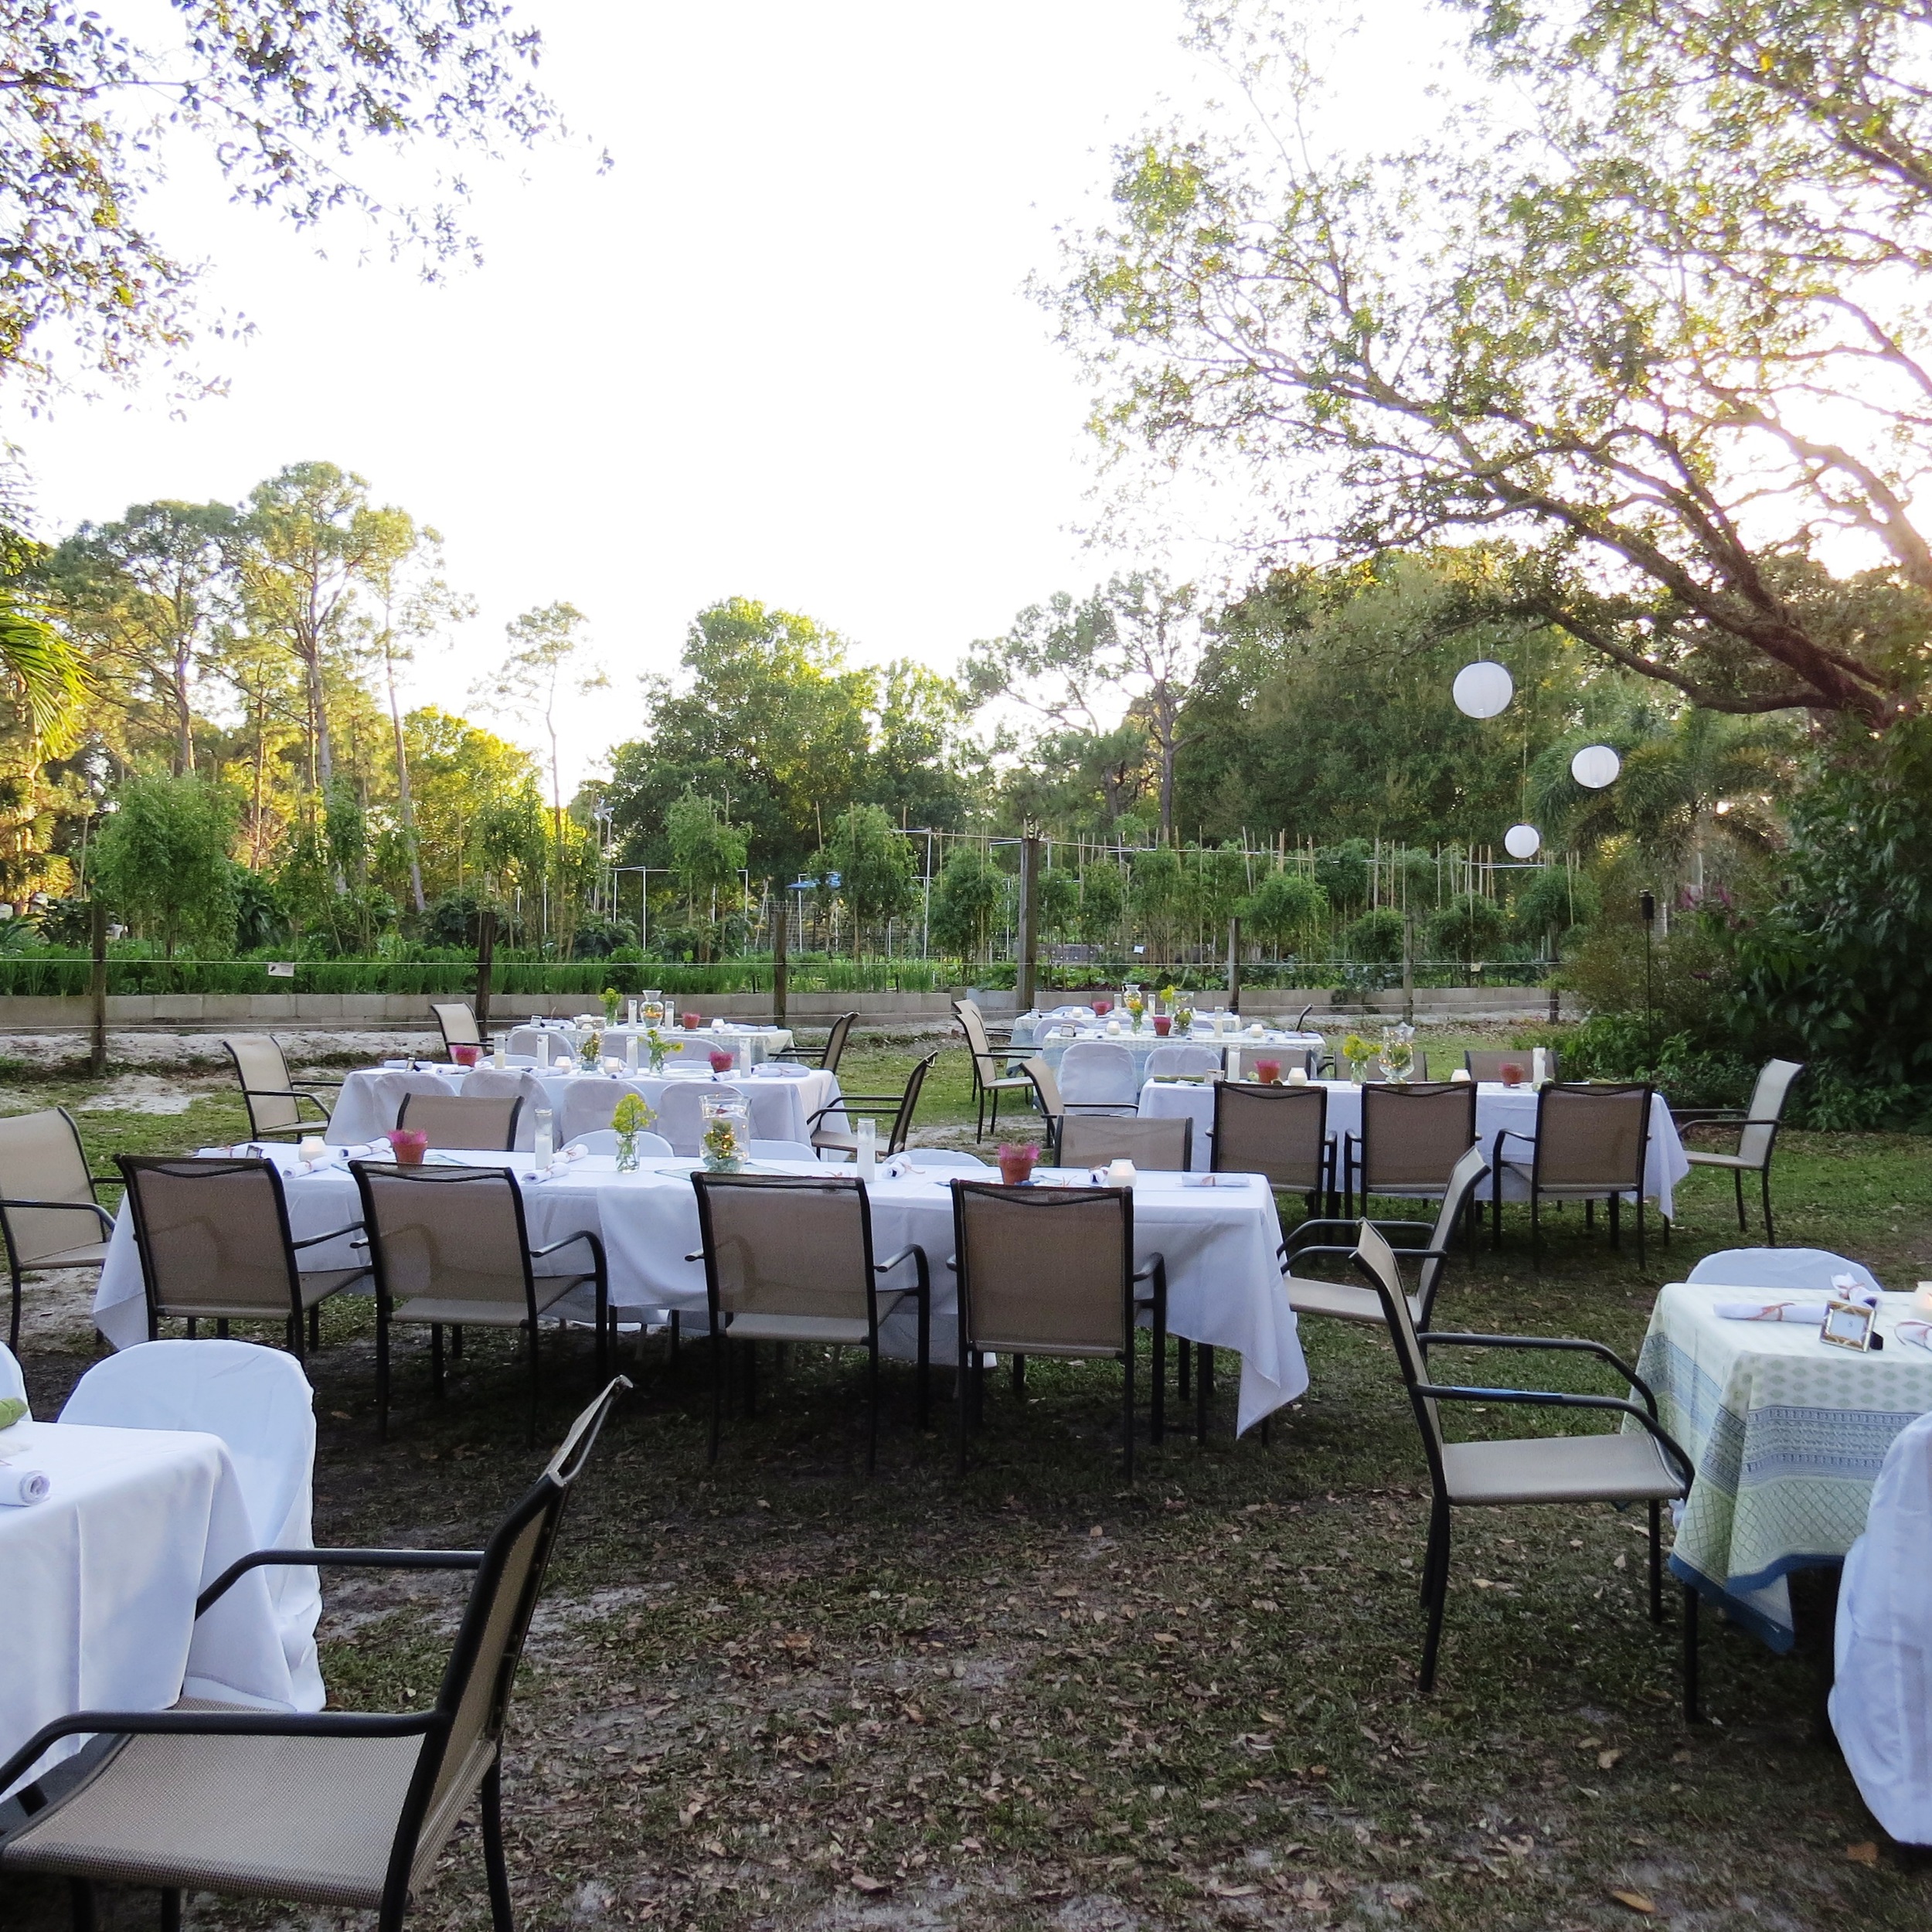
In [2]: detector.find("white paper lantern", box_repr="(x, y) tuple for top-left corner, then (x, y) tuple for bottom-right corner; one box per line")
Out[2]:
(1504, 823), (1542, 859)
(1570, 743), (1621, 789)
(1451, 660), (1515, 719)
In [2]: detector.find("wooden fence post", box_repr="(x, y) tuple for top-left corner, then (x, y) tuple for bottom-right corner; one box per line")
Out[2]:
(1227, 914), (1241, 1015)
(89, 897), (108, 1078)
(1016, 833), (1039, 1015)
(772, 883), (789, 1027)
(475, 906), (496, 1043)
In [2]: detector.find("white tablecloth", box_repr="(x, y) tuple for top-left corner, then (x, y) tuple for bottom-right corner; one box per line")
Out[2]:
(1135, 1079), (1688, 1209)
(328, 1064), (836, 1150)
(94, 1155), (1307, 1435)
(1, 1420), (296, 1798)
(505, 1022), (791, 1065)
(1012, 1024), (1324, 1081)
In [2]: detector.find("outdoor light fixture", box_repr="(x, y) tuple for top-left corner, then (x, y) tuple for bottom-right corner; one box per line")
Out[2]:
(1571, 743), (1621, 789)
(1451, 660), (1515, 719)
(1503, 824), (1542, 859)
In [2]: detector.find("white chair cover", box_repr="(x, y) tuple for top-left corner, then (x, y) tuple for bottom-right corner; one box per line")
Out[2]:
(655, 1081), (752, 1157)
(0, 1339), (28, 1415)
(461, 1067), (553, 1150)
(748, 1139), (817, 1162)
(897, 1148), (993, 1171)
(1057, 1041), (1140, 1114)
(59, 1339), (323, 1710)
(349, 1069), (455, 1142)
(565, 1129), (673, 1158)
(506, 1024), (575, 1064)
(1832, 1409), (1932, 1845)
(556, 1079), (661, 1147)
(1145, 1043), (1221, 1080)
(1687, 1248), (1882, 1295)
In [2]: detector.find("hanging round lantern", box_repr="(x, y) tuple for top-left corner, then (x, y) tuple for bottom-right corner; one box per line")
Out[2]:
(1451, 661), (1515, 719)
(1503, 823), (1542, 859)
(1570, 743), (1621, 789)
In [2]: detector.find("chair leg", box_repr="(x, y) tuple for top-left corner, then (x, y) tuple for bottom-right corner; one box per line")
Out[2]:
(160, 1889), (182, 1932)
(956, 1349), (972, 1475)
(308, 1304), (321, 1350)
(1609, 1191), (1621, 1250)
(917, 1290), (930, 1430)
(451, 1323), (463, 1359)
(69, 1880), (97, 1932)
(526, 1322), (539, 1449)
(1420, 1502), (1451, 1692)
(1530, 1192), (1541, 1270)
(709, 1325), (723, 1463)
(481, 1757), (515, 1932)
(1648, 1499), (1664, 1624)
(432, 1323), (445, 1396)
(1177, 1337), (1192, 1402)
(1151, 1312), (1166, 1445)
(376, 1304), (390, 1442)
(1682, 1583), (1702, 1723)
(1195, 1343), (1214, 1444)
(8, 1265), (20, 1352)
(1733, 1166), (1747, 1232)
(1012, 1353), (1026, 1400)
(1637, 1196), (1647, 1267)
(1122, 1342), (1136, 1482)
(1762, 1166), (1776, 1247)
(743, 1338), (758, 1417)
(669, 1309), (681, 1370)
(866, 1337), (879, 1478)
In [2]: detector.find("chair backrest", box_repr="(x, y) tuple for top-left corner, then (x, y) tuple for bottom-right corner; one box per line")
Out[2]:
(1020, 1054), (1064, 1122)
(1739, 1058), (1804, 1164)
(1532, 1082), (1651, 1189)
(401, 1379), (627, 1891)
(1685, 1247), (1880, 1295)
(1415, 1144), (1492, 1325)
(1058, 1041), (1140, 1108)
(0, 1106), (100, 1267)
(462, 1068), (555, 1150)
(430, 1002), (482, 1050)
(881, 1052), (938, 1155)
(1464, 1048), (1556, 1083)
(1211, 1080), (1328, 1192)
(396, 1091), (523, 1151)
(352, 1163), (536, 1318)
(954, 999), (998, 1073)
(1354, 1220), (1448, 1488)
(0, 1338), (27, 1411)
(565, 1128), (674, 1158)
(819, 1012), (858, 1075)
(692, 1172), (876, 1327)
(553, 1077), (656, 1147)
(951, 1181), (1131, 1357)
(1059, 1113), (1193, 1172)
(1359, 1082), (1476, 1192)
(116, 1157), (304, 1325)
(223, 1035), (301, 1136)
(1145, 1043), (1220, 1080)
(60, 1338), (315, 1549)
(654, 1080), (749, 1157)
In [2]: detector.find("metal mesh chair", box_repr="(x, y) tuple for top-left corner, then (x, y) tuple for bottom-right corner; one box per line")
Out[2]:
(1284, 1144), (1489, 1330)
(0, 1107), (117, 1350)
(1015, 1056), (1066, 1153)
(811, 1052), (937, 1159)
(1353, 1223), (1699, 1716)
(1345, 1082), (1476, 1216)
(1677, 1057), (1804, 1244)
(430, 1002), (484, 1055)
(689, 1172), (930, 1471)
(1144, 1043), (1220, 1080)
(1058, 1114), (1193, 1172)
(395, 1093), (522, 1153)
(0, 1379), (628, 1932)
(352, 1164), (607, 1442)
(1211, 1080), (1332, 1206)
(950, 1181), (1167, 1478)
(1465, 1048), (1558, 1083)
(223, 1036), (340, 1142)
(954, 1000), (1031, 1139)
(1056, 1042), (1141, 1115)
(778, 1011), (857, 1075)
(116, 1157), (369, 1358)
(1492, 1082), (1656, 1265)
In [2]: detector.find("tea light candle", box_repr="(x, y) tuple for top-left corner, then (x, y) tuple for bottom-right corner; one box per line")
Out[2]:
(1914, 1281), (1932, 1316)
(297, 1136), (328, 1165)
(1106, 1158), (1136, 1187)
(1287, 1066), (1308, 1085)
(1450, 1067), (1472, 1083)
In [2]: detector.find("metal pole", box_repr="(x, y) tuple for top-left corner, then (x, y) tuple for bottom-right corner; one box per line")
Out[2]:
(1228, 913), (1241, 1015)
(772, 880), (789, 1027)
(1640, 889), (1657, 1057)
(475, 906), (497, 1043)
(1016, 832), (1039, 1015)
(89, 896), (108, 1079)
(1402, 908), (1414, 1026)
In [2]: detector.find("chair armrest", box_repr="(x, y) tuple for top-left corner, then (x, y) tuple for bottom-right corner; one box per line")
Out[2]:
(1131, 1250), (1168, 1295)
(197, 1546), (485, 1617)
(685, 1248), (705, 1264)
(290, 1220), (364, 1250)
(291, 1074), (346, 1090)
(1287, 1216), (1430, 1251)
(875, 1243), (930, 1291)
(1411, 1383), (1693, 1485)
(528, 1228), (605, 1270)
(0, 1199), (117, 1236)
(1417, 1331), (1655, 1413)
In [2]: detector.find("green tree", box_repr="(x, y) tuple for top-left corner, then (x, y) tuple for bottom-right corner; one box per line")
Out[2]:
(91, 772), (238, 956)
(1427, 893), (1509, 975)
(929, 844), (1003, 964)
(1241, 867), (1329, 957)
(818, 804), (917, 958)
(666, 792), (750, 932)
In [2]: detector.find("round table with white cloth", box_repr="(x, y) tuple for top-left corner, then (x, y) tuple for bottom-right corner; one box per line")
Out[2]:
(92, 1152), (1307, 1436)
(505, 1022), (791, 1066)
(326, 1063), (839, 1151)
(1014, 1025), (1325, 1082)
(1136, 1077), (1689, 1210)
(0, 1419), (299, 1800)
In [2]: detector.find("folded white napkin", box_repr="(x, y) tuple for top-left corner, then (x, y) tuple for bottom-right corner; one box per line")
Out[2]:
(0, 1462), (50, 1505)
(1716, 1301), (1832, 1324)
(757, 1063), (809, 1078)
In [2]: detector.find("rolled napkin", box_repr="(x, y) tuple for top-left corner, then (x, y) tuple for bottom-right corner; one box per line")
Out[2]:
(1896, 1319), (1932, 1352)
(0, 1396), (26, 1430)
(0, 1461), (50, 1506)
(1716, 1301), (1832, 1324)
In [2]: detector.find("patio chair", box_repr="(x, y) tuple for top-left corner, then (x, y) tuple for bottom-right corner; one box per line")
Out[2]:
(1015, 1056), (1066, 1155)
(223, 1036), (342, 1143)
(950, 1180), (1167, 1479)
(1464, 1048), (1559, 1083)
(0, 1378), (629, 1932)
(1144, 1043), (1220, 1080)
(1059, 1114), (1193, 1172)
(689, 1172), (930, 1472)
(395, 1092), (522, 1153)
(430, 1002), (485, 1056)
(954, 999), (1031, 1140)
(810, 1051), (938, 1160)
(352, 1163), (609, 1443)
(777, 1010), (857, 1075)
(115, 1156), (369, 1359)
(1353, 1221), (1700, 1717)
(0, 1106), (117, 1350)
(563, 1129), (674, 1159)
(462, 1069), (557, 1150)
(1675, 1057), (1804, 1245)
(1282, 1145), (1490, 1332)
(1213, 1080), (1332, 1211)
(1491, 1081), (1656, 1266)
(1344, 1081), (1477, 1219)
(1057, 1041), (1141, 1117)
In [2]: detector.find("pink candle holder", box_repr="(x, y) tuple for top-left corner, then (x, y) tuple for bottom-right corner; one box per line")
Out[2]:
(384, 1128), (430, 1165)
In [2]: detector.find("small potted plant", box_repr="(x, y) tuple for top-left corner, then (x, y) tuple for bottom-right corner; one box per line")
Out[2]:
(611, 1091), (655, 1172)
(682, 1011), (702, 1031)
(997, 1141), (1042, 1186)
(1379, 1022), (1416, 1083)
(1172, 995), (1196, 1033)
(643, 1026), (668, 1073)
(708, 1047), (735, 1075)
(1124, 990), (1145, 1032)
(383, 1128), (429, 1165)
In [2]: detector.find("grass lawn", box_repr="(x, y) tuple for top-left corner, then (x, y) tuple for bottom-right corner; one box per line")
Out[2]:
(8, 1032), (1932, 1932)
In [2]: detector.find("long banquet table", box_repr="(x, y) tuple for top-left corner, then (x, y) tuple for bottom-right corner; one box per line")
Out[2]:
(93, 1150), (1308, 1435)
(1, 1419), (299, 1801)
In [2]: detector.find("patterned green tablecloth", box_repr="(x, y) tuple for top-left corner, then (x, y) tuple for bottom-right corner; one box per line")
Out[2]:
(1630, 1283), (1932, 1649)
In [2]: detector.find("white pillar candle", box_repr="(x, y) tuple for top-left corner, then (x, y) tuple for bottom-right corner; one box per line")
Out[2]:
(625, 1033), (639, 1072)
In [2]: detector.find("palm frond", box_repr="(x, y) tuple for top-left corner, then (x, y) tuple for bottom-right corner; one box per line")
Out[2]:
(0, 595), (90, 753)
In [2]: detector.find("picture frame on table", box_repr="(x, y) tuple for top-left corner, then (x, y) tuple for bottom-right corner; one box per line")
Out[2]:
(1821, 1298), (1879, 1352)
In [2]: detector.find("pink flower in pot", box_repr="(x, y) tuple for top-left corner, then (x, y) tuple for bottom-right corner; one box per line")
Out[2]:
(1253, 1058), (1282, 1085)
(384, 1128), (430, 1165)
(682, 1012), (702, 1030)
(1499, 1061), (1526, 1087)
(709, 1049), (735, 1074)
(450, 1043), (481, 1068)
(997, 1142), (1041, 1186)
(1092, 999), (1113, 1016)
(1152, 1014), (1172, 1037)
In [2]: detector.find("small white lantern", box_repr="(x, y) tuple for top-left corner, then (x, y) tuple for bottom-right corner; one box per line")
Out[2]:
(1504, 823), (1542, 859)
(1452, 661), (1514, 719)
(1571, 743), (1621, 789)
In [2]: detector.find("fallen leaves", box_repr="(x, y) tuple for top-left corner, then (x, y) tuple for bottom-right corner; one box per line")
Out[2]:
(1846, 1842), (1880, 1866)
(1202, 1877), (1262, 1899)
(1597, 1747), (1624, 1770)
(849, 1872), (893, 1894)
(1609, 1889), (1657, 1914)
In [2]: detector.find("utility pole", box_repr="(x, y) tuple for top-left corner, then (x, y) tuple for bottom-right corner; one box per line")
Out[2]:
(475, 906), (497, 1043)
(1227, 914), (1242, 1015)
(89, 897), (108, 1079)
(1016, 832), (1039, 1015)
